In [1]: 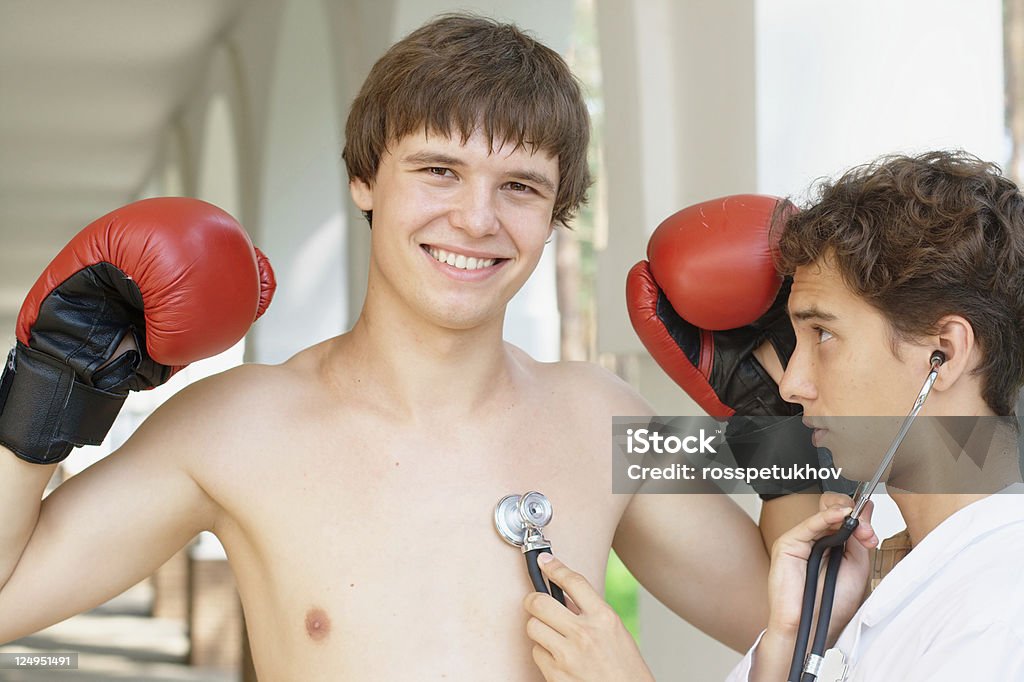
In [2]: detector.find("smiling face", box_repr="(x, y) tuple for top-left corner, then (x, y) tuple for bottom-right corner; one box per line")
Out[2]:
(350, 129), (558, 331)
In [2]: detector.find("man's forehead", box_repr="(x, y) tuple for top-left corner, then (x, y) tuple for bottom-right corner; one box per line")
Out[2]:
(394, 128), (557, 164)
(788, 258), (856, 321)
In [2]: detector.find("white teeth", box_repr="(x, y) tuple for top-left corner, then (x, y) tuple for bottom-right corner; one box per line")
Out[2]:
(428, 247), (497, 270)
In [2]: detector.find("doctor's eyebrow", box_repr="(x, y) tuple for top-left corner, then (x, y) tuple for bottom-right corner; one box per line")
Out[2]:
(789, 306), (839, 322)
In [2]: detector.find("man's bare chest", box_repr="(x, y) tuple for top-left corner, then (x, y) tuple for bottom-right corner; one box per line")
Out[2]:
(202, 415), (631, 677)
(206, 410), (629, 588)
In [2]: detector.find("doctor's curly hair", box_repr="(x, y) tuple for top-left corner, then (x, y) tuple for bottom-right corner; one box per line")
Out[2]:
(773, 150), (1024, 416)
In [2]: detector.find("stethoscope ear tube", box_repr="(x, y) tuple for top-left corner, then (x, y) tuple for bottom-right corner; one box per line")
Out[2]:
(526, 547), (566, 605)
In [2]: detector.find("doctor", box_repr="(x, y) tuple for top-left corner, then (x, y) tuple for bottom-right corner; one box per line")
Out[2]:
(524, 151), (1024, 681)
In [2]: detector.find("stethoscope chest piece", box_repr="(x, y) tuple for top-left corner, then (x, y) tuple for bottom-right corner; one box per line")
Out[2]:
(494, 491), (553, 548)
(494, 491), (565, 605)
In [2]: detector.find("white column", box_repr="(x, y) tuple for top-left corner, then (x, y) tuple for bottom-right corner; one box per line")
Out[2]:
(242, 0), (348, 365)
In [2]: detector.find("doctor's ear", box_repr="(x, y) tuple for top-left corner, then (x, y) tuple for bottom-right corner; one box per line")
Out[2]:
(928, 315), (977, 389)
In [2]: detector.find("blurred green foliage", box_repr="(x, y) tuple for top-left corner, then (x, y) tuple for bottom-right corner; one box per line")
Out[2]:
(605, 550), (640, 643)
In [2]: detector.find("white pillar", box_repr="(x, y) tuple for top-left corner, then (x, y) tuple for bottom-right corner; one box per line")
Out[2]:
(245, 0), (348, 365)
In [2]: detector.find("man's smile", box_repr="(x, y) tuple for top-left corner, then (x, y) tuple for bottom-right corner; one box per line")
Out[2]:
(420, 244), (509, 280)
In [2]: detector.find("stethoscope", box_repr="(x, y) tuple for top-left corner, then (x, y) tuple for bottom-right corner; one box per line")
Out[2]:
(494, 491), (566, 605)
(789, 351), (945, 682)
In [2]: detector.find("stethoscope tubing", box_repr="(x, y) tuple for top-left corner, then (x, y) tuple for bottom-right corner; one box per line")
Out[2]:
(788, 518), (857, 681)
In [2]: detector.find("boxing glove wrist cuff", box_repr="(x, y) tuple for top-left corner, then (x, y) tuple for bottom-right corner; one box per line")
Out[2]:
(0, 343), (127, 465)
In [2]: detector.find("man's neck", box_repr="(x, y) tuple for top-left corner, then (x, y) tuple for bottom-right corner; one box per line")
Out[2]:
(330, 295), (518, 419)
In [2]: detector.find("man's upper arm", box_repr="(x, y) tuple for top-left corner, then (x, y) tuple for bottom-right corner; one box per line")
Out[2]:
(612, 492), (770, 652)
(759, 493), (820, 553)
(0, 373), (229, 644)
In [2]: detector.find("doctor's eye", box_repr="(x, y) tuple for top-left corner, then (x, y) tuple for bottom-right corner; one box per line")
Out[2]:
(426, 167), (453, 177)
(812, 326), (834, 344)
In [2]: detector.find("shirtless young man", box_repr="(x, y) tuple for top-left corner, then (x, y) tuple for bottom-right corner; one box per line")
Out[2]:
(0, 15), (814, 680)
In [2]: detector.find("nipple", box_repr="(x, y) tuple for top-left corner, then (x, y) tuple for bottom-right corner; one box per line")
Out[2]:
(305, 607), (331, 642)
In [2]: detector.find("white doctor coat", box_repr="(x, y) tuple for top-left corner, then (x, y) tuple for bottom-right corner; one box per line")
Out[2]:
(726, 488), (1024, 681)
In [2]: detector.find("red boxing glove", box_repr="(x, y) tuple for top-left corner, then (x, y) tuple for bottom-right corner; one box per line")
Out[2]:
(0, 197), (276, 464)
(628, 194), (794, 418)
(645, 194), (783, 333)
(627, 195), (821, 499)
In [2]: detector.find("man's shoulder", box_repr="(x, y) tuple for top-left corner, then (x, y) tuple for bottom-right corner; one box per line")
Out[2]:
(135, 353), (325, 445)
(532, 358), (653, 416)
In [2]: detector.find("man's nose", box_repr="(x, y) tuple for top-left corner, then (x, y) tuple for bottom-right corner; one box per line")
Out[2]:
(778, 344), (817, 406)
(450, 184), (500, 237)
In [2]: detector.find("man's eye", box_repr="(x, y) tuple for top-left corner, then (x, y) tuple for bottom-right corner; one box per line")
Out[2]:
(813, 326), (833, 343)
(426, 167), (452, 177)
(506, 181), (532, 193)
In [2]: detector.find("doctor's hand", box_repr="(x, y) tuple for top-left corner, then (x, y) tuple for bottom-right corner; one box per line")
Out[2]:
(523, 554), (655, 682)
(750, 493), (878, 681)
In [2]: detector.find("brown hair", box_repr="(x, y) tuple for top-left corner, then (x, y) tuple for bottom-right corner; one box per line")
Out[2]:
(342, 13), (591, 226)
(774, 151), (1024, 415)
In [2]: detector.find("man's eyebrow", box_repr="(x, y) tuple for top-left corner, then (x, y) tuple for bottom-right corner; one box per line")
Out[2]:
(402, 151), (463, 167)
(789, 306), (839, 322)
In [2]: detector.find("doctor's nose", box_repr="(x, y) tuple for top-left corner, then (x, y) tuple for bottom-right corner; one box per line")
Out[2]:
(450, 186), (500, 238)
(778, 345), (817, 407)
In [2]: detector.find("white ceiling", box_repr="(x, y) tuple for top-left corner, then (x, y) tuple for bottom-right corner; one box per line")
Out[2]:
(0, 0), (243, 318)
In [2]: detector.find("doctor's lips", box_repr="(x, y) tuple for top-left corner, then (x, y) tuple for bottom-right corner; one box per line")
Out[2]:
(423, 244), (508, 271)
(802, 417), (829, 446)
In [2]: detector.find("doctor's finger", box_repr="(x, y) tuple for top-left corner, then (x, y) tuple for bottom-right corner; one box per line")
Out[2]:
(524, 591), (576, 635)
(536, 555), (605, 614)
(775, 506), (851, 552)
(526, 616), (567, 655)
(850, 500), (878, 548)
(531, 644), (560, 681)
(819, 491), (855, 512)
